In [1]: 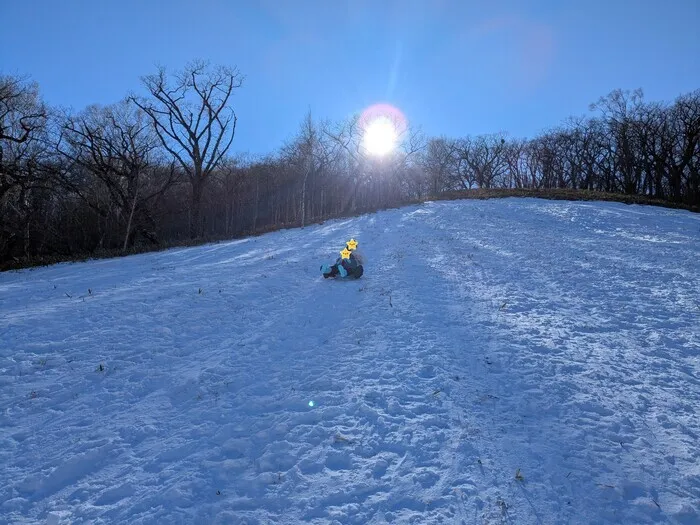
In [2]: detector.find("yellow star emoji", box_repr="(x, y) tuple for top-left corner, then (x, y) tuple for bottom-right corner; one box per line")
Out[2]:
(346, 239), (358, 250)
(340, 248), (351, 259)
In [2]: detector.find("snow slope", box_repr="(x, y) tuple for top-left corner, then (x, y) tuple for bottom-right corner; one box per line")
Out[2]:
(1, 197), (699, 525)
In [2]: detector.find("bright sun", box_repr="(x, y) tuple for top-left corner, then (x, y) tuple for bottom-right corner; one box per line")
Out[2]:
(363, 117), (398, 156)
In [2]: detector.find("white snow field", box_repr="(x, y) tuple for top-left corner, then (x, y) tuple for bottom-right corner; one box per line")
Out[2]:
(1, 197), (699, 525)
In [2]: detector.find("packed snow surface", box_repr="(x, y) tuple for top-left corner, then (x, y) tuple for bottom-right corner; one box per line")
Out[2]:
(1, 198), (699, 524)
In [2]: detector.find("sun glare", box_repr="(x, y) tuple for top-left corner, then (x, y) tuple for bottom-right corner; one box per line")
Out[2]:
(363, 116), (398, 156)
(358, 103), (407, 158)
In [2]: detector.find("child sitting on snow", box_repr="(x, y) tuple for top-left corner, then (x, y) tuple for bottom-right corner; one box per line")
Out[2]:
(321, 239), (364, 279)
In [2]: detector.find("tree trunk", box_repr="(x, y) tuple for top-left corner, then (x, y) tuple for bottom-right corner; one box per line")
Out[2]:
(253, 176), (259, 232)
(300, 167), (310, 227)
(190, 177), (204, 239)
(123, 176), (140, 252)
(23, 190), (30, 257)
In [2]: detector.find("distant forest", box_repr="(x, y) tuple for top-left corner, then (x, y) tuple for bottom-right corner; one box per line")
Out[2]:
(1, 60), (698, 269)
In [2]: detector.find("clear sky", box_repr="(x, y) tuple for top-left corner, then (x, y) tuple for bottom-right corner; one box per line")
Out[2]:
(1, 0), (698, 156)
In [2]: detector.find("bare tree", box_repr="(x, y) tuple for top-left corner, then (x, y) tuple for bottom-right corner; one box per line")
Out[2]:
(280, 110), (336, 227)
(378, 124), (427, 206)
(131, 60), (243, 238)
(322, 115), (367, 213)
(0, 76), (47, 144)
(502, 138), (529, 188)
(58, 99), (174, 251)
(0, 75), (50, 259)
(456, 133), (510, 189)
(590, 89), (647, 194)
(0, 75), (48, 200)
(667, 90), (700, 203)
(421, 137), (459, 194)
(209, 155), (248, 236)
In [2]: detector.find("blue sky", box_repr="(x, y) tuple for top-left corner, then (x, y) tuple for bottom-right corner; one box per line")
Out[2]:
(1, 0), (698, 156)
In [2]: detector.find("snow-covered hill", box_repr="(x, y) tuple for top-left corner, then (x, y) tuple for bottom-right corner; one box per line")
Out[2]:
(1, 198), (699, 524)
